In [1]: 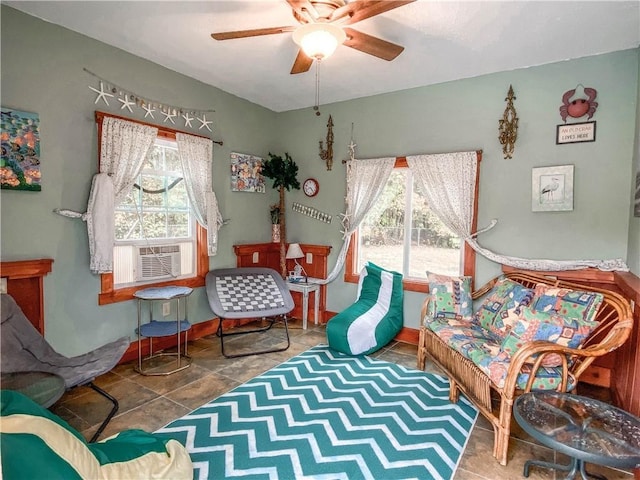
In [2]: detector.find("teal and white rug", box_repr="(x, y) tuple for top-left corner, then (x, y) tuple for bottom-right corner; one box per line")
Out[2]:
(155, 345), (478, 480)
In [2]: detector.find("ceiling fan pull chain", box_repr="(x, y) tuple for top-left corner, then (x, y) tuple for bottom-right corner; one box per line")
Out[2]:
(314, 60), (321, 116)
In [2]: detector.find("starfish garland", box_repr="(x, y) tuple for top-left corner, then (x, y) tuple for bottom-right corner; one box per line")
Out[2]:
(182, 112), (194, 128)
(142, 104), (155, 119)
(88, 81), (114, 106)
(197, 114), (213, 132)
(118, 94), (135, 113)
(161, 110), (176, 124)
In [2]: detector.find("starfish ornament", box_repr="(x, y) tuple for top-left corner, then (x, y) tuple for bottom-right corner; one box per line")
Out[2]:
(142, 104), (155, 119)
(348, 139), (357, 161)
(197, 114), (213, 132)
(182, 112), (194, 128)
(88, 81), (114, 106)
(118, 94), (135, 113)
(161, 109), (176, 124)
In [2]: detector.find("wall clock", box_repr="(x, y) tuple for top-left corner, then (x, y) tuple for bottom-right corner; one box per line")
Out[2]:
(303, 178), (319, 197)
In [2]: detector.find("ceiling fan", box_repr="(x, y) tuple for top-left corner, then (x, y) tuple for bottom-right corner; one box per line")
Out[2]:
(211, 0), (415, 74)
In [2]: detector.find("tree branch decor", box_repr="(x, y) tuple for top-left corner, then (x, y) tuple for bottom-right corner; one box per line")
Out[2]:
(262, 152), (300, 277)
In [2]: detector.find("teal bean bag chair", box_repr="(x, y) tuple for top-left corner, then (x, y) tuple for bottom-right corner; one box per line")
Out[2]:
(0, 390), (193, 479)
(327, 262), (404, 355)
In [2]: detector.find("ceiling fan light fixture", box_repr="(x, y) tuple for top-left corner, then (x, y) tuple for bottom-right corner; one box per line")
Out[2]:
(293, 23), (346, 60)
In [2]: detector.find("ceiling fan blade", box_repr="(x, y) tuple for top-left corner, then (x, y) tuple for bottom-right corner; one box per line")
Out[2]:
(211, 26), (295, 41)
(286, 0), (317, 23)
(330, 0), (415, 25)
(290, 49), (314, 74)
(343, 27), (404, 61)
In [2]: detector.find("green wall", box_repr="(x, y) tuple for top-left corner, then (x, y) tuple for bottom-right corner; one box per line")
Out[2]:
(2, 6), (638, 355)
(627, 48), (640, 275)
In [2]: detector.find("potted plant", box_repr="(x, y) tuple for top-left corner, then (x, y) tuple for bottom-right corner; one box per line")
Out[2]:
(262, 152), (300, 277)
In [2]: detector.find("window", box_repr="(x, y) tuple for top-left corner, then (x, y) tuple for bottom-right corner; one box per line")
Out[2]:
(113, 138), (195, 287)
(96, 112), (208, 305)
(345, 157), (478, 292)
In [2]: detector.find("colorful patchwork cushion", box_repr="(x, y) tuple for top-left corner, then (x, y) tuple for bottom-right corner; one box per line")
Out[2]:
(472, 277), (535, 340)
(499, 306), (598, 366)
(427, 318), (501, 364)
(472, 355), (578, 391)
(532, 283), (604, 322)
(427, 273), (473, 320)
(1, 390), (193, 480)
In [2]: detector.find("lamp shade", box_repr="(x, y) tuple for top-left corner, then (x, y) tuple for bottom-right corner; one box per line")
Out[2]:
(286, 243), (304, 260)
(292, 23), (346, 60)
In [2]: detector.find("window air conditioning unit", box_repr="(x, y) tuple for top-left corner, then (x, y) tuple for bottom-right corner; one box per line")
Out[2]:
(136, 245), (181, 281)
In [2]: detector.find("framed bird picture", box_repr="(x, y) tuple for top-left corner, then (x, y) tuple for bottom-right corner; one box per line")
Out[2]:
(532, 165), (574, 212)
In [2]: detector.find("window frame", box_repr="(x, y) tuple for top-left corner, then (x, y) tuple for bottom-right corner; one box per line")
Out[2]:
(344, 155), (481, 293)
(95, 111), (209, 305)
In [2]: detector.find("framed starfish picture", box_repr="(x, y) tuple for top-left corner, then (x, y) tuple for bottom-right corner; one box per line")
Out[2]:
(532, 165), (574, 212)
(1, 108), (41, 191)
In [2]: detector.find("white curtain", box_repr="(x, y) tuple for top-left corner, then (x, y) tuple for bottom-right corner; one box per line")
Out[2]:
(320, 157), (395, 284)
(407, 151), (478, 241)
(407, 151), (629, 272)
(56, 117), (157, 273)
(176, 133), (223, 256)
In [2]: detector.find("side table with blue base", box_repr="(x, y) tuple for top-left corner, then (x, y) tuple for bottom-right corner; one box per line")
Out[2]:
(134, 286), (193, 376)
(514, 391), (640, 480)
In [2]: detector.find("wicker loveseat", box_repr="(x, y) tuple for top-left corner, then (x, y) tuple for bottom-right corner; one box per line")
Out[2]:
(416, 271), (633, 466)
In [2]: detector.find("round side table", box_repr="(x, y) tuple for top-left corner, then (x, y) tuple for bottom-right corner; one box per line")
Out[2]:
(134, 285), (193, 376)
(514, 391), (640, 479)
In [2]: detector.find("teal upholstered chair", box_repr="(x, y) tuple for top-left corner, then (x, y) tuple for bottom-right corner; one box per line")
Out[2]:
(1, 390), (193, 479)
(327, 262), (404, 355)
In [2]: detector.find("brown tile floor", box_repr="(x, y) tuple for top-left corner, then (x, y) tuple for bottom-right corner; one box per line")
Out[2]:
(52, 319), (633, 480)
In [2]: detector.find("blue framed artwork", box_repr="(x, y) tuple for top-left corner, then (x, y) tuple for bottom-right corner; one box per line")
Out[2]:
(1, 108), (41, 191)
(230, 152), (265, 193)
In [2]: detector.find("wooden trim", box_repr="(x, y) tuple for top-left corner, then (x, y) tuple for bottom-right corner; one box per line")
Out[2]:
(95, 111), (210, 140)
(1, 259), (53, 334)
(1, 258), (53, 278)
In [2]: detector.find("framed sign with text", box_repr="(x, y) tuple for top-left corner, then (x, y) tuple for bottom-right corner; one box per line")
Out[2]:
(556, 121), (596, 145)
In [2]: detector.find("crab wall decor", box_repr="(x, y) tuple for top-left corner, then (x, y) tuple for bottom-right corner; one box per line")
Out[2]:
(559, 85), (598, 123)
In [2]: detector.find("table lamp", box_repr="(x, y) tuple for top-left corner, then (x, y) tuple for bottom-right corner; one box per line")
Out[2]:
(286, 243), (307, 282)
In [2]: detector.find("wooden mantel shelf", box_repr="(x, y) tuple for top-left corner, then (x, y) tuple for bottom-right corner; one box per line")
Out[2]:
(1, 258), (53, 334)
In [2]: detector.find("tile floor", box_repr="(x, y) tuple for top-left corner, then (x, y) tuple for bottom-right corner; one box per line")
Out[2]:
(52, 319), (633, 480)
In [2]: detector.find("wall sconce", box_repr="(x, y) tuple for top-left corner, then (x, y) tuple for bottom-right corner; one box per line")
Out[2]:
(498, 85), (518, 159)
(319, 115), (334, 171)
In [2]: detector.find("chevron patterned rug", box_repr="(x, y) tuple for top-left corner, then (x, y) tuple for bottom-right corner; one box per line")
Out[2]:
(155, 345), (478, 480)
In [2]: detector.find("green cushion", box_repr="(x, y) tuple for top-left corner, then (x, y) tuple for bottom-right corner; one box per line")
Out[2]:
(1, 390), (193, 480)
(327, 262), (403, 355)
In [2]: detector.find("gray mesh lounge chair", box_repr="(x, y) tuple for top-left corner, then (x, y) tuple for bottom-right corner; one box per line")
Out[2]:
(0, 294), (129, 442)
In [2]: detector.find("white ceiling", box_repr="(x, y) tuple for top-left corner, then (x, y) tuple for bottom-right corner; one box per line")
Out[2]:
(5, 1), (640, 112)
